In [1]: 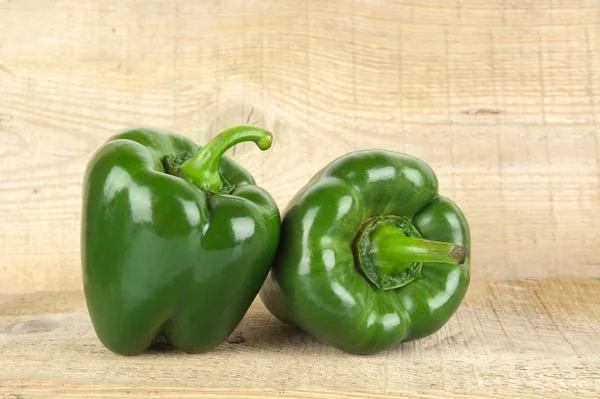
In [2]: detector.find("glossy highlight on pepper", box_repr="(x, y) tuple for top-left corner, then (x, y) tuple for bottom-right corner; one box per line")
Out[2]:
(259, 150), (470, 354)
(81, 125), (280, 355)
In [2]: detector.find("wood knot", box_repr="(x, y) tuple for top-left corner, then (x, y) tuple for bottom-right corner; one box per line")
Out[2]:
(227, 331), (246, 344)
(0, 319), (59, 334)
(461, 108), (503, 115)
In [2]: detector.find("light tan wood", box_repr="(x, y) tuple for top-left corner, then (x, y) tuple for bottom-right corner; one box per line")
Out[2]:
(0, 0), (599, 397)
(1, 279), (599, 398)
(1, 0), (600, 293)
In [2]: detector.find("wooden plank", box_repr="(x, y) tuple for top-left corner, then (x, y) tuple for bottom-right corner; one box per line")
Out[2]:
(1, 0), (599, 293)
(0, 278), (598, 398)
(0, 0), (599, 397)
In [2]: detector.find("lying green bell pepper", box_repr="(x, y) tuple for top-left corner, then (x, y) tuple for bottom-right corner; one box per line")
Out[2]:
(259, 150), (470, 354)
(81, 125), (280, 355)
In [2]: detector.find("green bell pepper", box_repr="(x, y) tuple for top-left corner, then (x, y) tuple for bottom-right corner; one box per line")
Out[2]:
(259, 150), (470, 354)
(81, 125), (280, 355)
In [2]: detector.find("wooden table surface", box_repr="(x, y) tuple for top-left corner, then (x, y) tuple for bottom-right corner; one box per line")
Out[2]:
(1, 1), (599, 398)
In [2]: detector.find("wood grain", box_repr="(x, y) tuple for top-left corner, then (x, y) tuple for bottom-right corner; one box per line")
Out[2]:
(0, 0), (599, 397)
(1, 279), (599, 398)
(1, 0), (599, 293)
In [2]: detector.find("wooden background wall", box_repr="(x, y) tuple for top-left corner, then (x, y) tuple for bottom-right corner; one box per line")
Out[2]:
(0, 1), (599, 398)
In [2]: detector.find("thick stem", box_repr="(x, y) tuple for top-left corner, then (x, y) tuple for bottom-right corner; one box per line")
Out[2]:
(370, 225), (466, 277)
(355, 215), (467, 291)
(177, 125), (272, 192)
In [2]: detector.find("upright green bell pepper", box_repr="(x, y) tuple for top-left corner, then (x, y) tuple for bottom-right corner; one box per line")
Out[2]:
(259, 150), (470, 354)
(81, 125), (280, 355)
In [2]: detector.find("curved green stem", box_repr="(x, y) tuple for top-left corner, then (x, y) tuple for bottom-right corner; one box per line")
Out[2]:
(177, 125), (272, 192)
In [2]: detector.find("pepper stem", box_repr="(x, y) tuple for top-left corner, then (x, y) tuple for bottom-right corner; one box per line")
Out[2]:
(177, 125), (272, 192)
(371, 225), (466, 268)
(355, 216), (467, 290)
